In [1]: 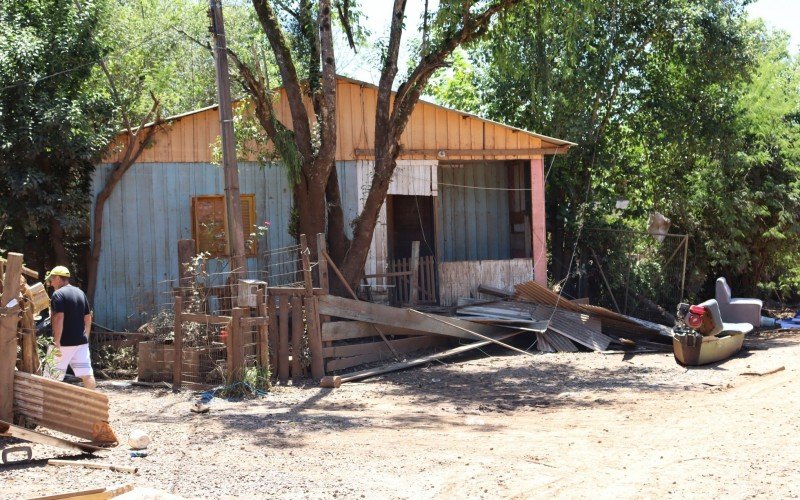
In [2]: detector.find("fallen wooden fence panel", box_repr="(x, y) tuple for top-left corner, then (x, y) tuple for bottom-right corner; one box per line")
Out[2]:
(325, 336), (447, 372)
(13, 372), (117, 444)
(317, 295), (543, 340)
(321, 321), (430, 342)
(321, 331), (522, 388)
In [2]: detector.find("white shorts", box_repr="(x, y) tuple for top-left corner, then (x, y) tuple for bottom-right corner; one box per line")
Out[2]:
(45, 344), (94, 380)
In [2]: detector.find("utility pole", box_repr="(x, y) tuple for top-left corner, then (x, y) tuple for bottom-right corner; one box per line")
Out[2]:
(209, 0), (246, 278)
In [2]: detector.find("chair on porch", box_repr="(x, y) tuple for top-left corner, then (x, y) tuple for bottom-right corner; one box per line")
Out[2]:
(715, 277), (762, 327)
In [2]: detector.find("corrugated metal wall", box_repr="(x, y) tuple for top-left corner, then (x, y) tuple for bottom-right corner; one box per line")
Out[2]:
(91, 161), (301, 330)
(438, 162), (512, 261)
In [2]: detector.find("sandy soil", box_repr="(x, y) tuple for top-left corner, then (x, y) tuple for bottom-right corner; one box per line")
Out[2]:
(2, 329), (799, 499)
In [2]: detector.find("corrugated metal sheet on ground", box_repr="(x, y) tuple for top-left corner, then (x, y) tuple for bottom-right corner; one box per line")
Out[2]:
(13, 372), (109, 442)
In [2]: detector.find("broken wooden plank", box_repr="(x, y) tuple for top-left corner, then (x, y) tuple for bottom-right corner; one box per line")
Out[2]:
(0, 420), (102, 454)
(317, 295), (543, 340)
(321, 321), (429, 342)
(48, 459), (138, 474)
(320, 331), (522, 387)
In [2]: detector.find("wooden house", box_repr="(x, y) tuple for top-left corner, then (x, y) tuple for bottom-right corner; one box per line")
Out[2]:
(93, 76), (574, 330)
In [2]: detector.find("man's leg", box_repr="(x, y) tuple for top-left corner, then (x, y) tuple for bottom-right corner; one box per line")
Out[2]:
(70, 344), (96, 390)
(80, 375), (97, 390)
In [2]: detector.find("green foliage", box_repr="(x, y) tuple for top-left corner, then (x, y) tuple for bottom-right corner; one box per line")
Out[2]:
(0, 0), (114, 269)
(432, 0), (800, 299)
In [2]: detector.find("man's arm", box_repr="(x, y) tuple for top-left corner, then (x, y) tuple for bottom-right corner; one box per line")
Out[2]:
(52, 312), (64, 347)
(84, 313), (92, 339)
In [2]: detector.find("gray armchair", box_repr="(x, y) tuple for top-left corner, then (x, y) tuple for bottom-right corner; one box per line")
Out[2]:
(715, 277), (762, 327)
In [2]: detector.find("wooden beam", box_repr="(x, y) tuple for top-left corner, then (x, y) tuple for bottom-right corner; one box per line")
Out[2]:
(0, 420), (102, 454)
(181, 312), (232, 324)
(316, 295), (543, 340)
(321, 251), (358, 300)
(530, 158), (547, 286)
(1, 252), (23, 422)
(354, 147), (571, 158)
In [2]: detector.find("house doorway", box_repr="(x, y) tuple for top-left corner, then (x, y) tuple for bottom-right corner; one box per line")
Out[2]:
(386, 195), (438, 304)
(386, 195), (436, 259)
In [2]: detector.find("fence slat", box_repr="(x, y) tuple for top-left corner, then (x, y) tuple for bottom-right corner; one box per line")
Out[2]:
(278, 297), (290, 384)
(290, 296), (302, 381)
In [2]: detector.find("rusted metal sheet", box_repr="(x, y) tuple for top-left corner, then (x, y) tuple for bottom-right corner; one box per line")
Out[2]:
(13, 372), (116, 444)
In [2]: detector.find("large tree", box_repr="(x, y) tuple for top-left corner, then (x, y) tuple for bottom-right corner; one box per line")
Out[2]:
(0, 0), (113, 272)
(225, 0), (521, 291)
(431, 0), (783, 297)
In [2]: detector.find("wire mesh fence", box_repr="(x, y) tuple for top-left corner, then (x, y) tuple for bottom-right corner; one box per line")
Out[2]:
(583, 228), (688, 325)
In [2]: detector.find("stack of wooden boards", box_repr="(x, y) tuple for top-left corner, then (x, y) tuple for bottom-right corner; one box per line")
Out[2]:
(458, 280), (673, 353)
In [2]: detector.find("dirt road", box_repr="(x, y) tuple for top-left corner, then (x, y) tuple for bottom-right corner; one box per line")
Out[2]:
(2, 330), (799, 499)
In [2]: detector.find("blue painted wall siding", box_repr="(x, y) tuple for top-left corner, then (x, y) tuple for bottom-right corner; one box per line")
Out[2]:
(91, 162), (296, 330)
(438, 162), (511, 262)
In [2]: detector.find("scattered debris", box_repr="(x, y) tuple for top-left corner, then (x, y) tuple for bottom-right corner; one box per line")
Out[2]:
(2, 445), (32, 464)
(127, 429), (150, 450)
(739, 365), (785, 376)
(48, 459), (138, 474)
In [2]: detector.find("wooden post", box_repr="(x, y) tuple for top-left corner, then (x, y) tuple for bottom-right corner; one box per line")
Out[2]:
(300, 234), (313, 295)
(0, 252), (23, 422)
(172, 295), (183, 390)
(409, 241), (420, 306)
(277, 297), (290, 384)
(209, 0), (246, 280)
(530, 158), (547, 286)
(267, 294), (278, 376)
(256, 289), (269, 371)
(20, 331), (39, 374)
(305, 296), (325, 381)
(290, 296), (302, 381)
(316, 233), (329, 294)
(229, 307), (245, 382)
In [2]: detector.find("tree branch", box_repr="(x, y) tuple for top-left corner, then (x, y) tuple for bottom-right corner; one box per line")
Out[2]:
(251, 0), (313, 160)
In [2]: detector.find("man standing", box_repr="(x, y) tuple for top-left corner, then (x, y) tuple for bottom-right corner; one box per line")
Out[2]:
(46, 266), (96, 389)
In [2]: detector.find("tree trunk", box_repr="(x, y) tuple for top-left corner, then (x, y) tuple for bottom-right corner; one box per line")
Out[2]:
(325, 165), (349, 263)
(293, 176), (328, 255)
(49, 217), (70, 266)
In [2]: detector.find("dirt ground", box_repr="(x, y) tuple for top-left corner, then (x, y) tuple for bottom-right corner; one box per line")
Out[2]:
(2, 329), (800, 499)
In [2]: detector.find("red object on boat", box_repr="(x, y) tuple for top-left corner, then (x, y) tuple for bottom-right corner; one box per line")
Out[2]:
(687, 305), (707, 329)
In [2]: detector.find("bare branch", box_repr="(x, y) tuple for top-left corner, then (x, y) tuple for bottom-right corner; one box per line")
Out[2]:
(335, 0), (357, 51)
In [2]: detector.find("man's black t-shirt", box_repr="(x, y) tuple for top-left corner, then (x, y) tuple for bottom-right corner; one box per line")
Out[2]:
(51, 285), (91, 346)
